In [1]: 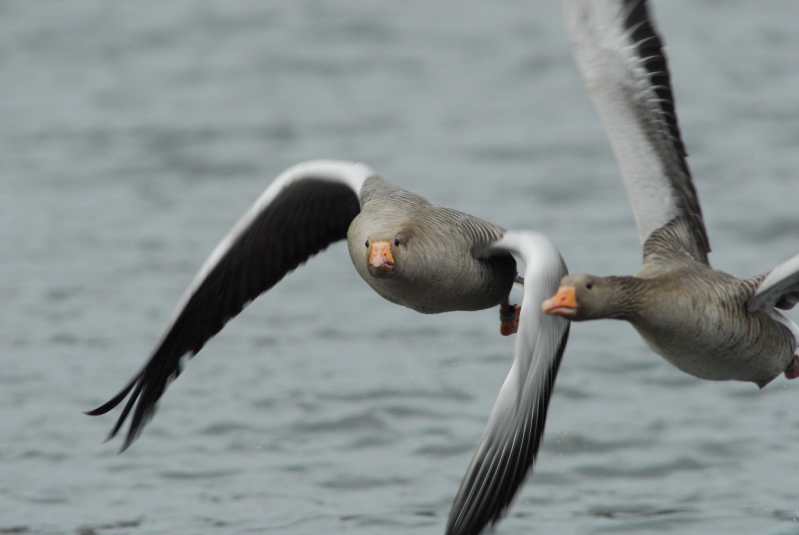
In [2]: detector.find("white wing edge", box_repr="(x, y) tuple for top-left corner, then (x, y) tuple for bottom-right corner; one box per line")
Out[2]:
(165, 159), (375, 329)
(751, 252), (799, 312)
(484, 230), (569, 431)
(565, 0), (683, 245)
(446, 230), (569, 533)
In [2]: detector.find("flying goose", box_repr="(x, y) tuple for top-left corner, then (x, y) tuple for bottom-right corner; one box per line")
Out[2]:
(88, 159), (569, 535)
(543, 0), (799, 387)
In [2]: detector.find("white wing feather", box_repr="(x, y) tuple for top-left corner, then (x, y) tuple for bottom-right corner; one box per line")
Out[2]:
(751, 252), (799, 311)
(565, 0), (709, 260)
(446, 231), (569, 535)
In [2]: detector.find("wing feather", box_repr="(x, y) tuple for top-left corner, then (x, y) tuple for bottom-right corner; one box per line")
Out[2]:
(566, 0), (710, 263)
(446, 231), (570, 535)
(751, 252), (799, 311)
(88, 160), (375, 450)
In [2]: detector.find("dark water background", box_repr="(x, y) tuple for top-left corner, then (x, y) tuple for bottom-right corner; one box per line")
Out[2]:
(3, 1), (799, 533)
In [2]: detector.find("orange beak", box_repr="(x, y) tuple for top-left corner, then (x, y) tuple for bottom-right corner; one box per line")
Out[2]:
(369, 241), (395, 273)
(541, 286), (578, 316)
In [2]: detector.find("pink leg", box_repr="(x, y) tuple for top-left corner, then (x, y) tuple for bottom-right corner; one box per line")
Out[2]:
(499, 299), (521, 336)
(785, 355), (799, 380)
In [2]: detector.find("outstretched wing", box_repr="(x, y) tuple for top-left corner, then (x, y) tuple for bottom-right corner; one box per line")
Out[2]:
(750, 252), (799, 311)
(566, 0), (710, 264)
(88, 160), (375, 450)
(446, 231), (570, 535)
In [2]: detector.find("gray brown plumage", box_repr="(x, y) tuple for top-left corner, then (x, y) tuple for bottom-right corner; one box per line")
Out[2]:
(348, 176), (516, 314)
(546, 0), (799, 388)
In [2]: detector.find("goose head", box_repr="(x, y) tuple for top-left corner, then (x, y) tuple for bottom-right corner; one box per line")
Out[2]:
(542, 274), (635, 321)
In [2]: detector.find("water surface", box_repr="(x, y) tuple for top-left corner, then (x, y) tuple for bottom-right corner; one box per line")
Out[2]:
(2, 1), (799, 534)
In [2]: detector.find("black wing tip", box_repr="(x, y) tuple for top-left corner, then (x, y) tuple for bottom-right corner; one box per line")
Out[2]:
(446, 513), (504, 535)
(118, 427), (140, 453)
(445, 453), (526, 535)
(85, 373), (154, 451)
(85, 375), (138, 417)
(446, 325), (570, 535)
(446, 501), (505, 535)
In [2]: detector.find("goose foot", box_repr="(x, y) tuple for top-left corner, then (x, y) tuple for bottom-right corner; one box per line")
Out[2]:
(784, 355), (799, 380)
(500, 300), (520, 336)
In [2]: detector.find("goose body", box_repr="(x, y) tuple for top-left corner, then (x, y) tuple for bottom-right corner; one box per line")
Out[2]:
(89, 159), (569, 535)
(574, 260), (795, 387)
(632, 269), (794, 387)
(544, 0), (799, 388)
(349, 176), (515, 313)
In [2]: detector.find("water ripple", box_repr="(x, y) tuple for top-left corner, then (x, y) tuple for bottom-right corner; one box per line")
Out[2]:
(575, 457), (706, 480)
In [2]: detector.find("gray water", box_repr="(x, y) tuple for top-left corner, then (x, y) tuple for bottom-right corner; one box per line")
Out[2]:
(3, 1), (799, 533)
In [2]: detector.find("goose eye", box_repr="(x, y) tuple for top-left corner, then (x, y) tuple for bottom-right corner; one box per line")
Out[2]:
(365, 239), (369, 248)
(394, 238), (401, 247)
(585, 282), (594, 290)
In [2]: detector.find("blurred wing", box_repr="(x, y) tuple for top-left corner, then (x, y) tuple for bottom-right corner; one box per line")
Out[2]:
(88, 160), (375, 450)
(446, 231), (570, 535)
(566, 0), (710, 264)
(750, 252), (799, 311)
